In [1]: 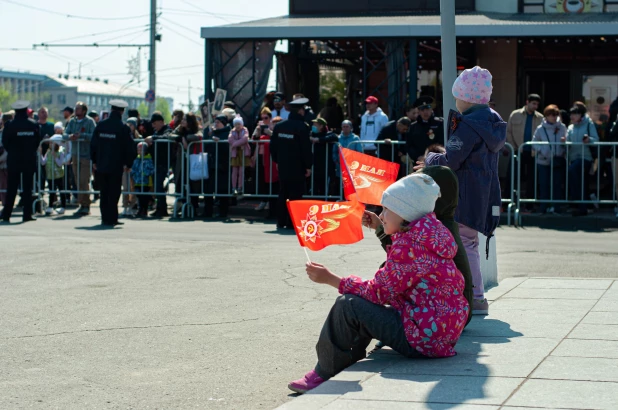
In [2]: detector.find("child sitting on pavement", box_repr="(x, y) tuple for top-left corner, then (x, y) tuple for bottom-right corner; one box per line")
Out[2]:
(363, 165), (474, 327)
(417, 66), (507, 316)
(131, 142), (155, 218)
(289, 173), (469, 394)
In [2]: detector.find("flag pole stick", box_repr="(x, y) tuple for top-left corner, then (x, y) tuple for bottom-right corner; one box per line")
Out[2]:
(303, 247), (311, 263)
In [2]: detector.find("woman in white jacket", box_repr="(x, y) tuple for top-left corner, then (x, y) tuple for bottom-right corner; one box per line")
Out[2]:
(532, 105), (567, 214)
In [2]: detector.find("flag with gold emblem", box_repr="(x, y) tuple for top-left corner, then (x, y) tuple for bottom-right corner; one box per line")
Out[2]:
(340, 148), (400, 205)
(286, 198), (365, 251)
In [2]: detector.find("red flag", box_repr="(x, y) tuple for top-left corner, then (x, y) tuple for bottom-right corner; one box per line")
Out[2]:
(340, 148), (400, 205)
(339, 148), (356, 200)
(287, 198), (365, 251)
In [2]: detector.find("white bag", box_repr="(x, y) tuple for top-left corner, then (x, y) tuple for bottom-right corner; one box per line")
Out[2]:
(189, 152), (209, 181)
(479, 233), (498, 291)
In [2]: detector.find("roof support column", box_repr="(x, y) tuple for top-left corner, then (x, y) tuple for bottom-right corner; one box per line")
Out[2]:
(204, 38), (213, 101)
(409, 39), (418, 108)
(440, 0), (457, 139)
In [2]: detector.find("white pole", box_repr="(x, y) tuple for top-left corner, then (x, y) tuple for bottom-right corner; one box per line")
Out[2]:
(440, 0), (457, 139)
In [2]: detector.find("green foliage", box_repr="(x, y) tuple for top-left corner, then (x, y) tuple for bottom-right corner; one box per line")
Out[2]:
(137, 102), (149, 118)
(0, 86), (18, 113)
(319, 71), (346, 110)
(155, 97), (171, 123)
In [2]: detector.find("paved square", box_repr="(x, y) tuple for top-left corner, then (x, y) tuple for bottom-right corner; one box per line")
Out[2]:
(1, 214), (617, 409)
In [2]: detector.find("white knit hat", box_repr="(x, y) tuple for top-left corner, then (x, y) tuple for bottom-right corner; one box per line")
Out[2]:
(232, 115), (244, 126)
(381, 174), (441, 222)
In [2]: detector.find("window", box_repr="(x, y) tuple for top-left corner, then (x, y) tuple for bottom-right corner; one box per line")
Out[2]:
(57, 94), (66, 105)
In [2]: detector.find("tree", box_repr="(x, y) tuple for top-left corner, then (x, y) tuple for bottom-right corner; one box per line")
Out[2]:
(319, 70), (346, 111)
(137, 102), (149, 119)
(155, 97), (171, 123)
(0, 86), (18, 113)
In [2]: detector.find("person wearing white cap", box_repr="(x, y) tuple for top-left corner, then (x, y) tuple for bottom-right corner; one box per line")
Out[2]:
(90, 99), (137, 227)
(0, 100), (41, 223)
(289, 173), (469, 394)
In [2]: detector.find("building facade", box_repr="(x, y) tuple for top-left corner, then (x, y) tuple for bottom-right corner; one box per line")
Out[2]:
(200, 0), (618, 128)
(1, 70), (173, 118)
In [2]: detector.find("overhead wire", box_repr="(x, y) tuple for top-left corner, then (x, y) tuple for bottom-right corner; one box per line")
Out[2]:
(101, 64), (203, 78)
(42, 24), (150, 45)
(75, 30), (149, 71)
(159, 22), (203, 47)
(159, 16), (200, 36)
(179, 0), (232, 23)
(0, 0), (150, 20)
(160, 8), (250, 19)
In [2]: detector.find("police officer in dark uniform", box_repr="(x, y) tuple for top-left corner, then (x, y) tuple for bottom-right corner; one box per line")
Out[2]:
(90, 99), (137, 227)
(1, 100), (41, 223)
(270, 97), (313, 229)
(405, 96), (444, 163)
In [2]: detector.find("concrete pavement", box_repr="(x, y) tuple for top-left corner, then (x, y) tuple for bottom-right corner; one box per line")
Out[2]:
(0, 208), (617, 409)
(279, 277), (618, 410)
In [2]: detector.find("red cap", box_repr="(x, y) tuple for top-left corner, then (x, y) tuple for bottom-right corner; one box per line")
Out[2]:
(365, 96), (378, 104)
(27, 108), (33, 115)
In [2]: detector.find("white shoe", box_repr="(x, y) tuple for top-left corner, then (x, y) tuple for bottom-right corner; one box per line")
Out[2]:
(56, 207), (65, 215)
(45, 207), (53, 215)
(546, 207), (555, 214)
(121, 208), (132, 217)
(255, 201), (267, 211)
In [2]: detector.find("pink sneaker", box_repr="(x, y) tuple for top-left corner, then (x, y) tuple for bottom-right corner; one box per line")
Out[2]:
(288, 370), (325, 394)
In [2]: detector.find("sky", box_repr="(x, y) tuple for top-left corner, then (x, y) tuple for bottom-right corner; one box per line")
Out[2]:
(0, 0), (288, 109)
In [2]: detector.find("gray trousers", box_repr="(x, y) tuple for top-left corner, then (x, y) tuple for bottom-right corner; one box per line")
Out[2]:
(315, 294), (420, 380)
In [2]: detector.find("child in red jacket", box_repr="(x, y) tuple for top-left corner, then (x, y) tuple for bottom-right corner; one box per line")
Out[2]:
(289, 173), (469, 394)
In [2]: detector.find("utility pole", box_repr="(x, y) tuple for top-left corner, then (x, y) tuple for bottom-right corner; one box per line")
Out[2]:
(149, 0), (157, 116)
(440, 0), (457, 140)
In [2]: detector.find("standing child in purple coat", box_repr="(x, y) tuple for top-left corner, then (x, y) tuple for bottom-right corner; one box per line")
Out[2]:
(421, 66), (507, 316)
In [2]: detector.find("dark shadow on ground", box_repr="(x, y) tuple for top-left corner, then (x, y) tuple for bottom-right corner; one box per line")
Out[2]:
(53, 214), (88, 221)
(74, 225), (118, 231)
(263, 229), (296, 235)
(287, 380), (363, 398)
(329, 318), (524, 409)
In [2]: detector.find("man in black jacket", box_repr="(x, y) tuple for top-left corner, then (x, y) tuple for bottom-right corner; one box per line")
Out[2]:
(90, 100), (137, 227)
(377, 117), (411, 178)
(310, 117), (338, 197)
(1, 100), (41, 223)
(144, 113), (174, 217)
(270, 97), (313, 229)
(406, 96), (444, 164)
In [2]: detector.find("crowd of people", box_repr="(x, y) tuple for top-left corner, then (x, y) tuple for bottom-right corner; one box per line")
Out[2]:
(505, 94), (618, 217)
(2, 83), (617, 225)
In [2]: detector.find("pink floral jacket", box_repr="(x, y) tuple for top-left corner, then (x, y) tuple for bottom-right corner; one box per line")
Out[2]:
(339, 212), (469, 357)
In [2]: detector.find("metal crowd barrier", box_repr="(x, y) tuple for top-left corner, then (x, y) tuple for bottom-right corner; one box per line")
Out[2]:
(503, 142), (516, 226)
(31, 138), (185, 218)
(181, 138), (345, 218)
(515, 141), (618, 226)
(0, 173), (38, 214)
(347, 140), (517, 225)
(5, 135), (614, 226)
